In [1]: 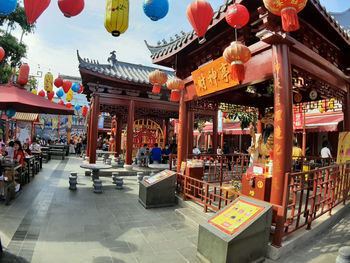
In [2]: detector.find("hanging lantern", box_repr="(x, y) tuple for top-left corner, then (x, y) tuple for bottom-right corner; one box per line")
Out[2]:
(328, 98), (335, 110)
(149, 70), (167, 93)
(17, 63), (30, 85)
(143, 0), (169, 21)
(223, 41), (251, 83)
(47, 91), (55, 100)
(5, 107), (16, 119)
(31, 89), (37, 95)
(262, 0), (307, 32)
(62, 80), (72, 93)
(74, 104), (81, 111)
(66, 89), (73, 102)
(0, 47), (5, 62)
(104, 0), (129, 37)
(167, 78), (185, 102)
(187, 0), (214, 44)
(66, 102), (72, 109)
(54, 77), (63, 88)
(318, 101), (324, 113)
(56, 89), (64, 98)
(24, 0), (51, 24)
(38, 90), (45, 97)
(77, 84), (84, 94)
(58, 0), (84, 17)
(225, 4), (250, 29)
(44, 72), (53, 91)
(71, 82), (80, 92)
(0, 0), (17, 15)
(58, 100), (64, 106)
(82, 106), (88, 116)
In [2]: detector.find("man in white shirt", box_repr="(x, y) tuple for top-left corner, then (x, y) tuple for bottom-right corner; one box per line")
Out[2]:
(320, 141), (332, 158)
(193, 146), (201, 155)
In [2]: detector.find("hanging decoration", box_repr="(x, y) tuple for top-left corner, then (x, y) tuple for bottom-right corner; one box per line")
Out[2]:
(0, 0), (17, 16)
(149, 70), (167, 93)
(0, 47), (5, 62)
(24, 0), (51, 24)
(82, 106), (88, 116)
(58, 100), (64, 106)
(66, 89), (73, 101)
(104, 0), (129, 37)
(262, 0), (307, 32)
(225, 4), (250, 29)
(294, 93), (302, 103)
(71, 82), (80, 92)
(62, 80), (72, 93)
(143, 0), (169, 21)
(44, 72), (53, 91)
(65, 102), (72, 109)
(167, 78), (185, 102)
(58, 0), (84, 18)
(47, 91), (55, 100)
(186, 0), (213, 44)
(17, 63), (30, 85)
(318, 101), (324, 113)
(328, 98), (335, 110)
(38, 90), (46, 97)
(31, 89), (37, 95)
(56, 89), (64, 98)
(54, 77), (63, 88)
(5, 107), (16, 119)
(223, 41), (251, 83)
(74, 104), (81, 111)
(77, 84), (84, 94)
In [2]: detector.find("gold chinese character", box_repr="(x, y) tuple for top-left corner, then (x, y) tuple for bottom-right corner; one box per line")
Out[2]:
(198, 73), (207, 91)
(207, 68), (218, 87)
(219, 63), (230, 83)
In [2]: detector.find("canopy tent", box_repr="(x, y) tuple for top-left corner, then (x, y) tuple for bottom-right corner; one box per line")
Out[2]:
(0, 83), (74, 115)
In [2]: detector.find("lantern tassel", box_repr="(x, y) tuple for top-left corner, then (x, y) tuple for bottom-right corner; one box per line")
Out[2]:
(230, 62), (245, 82)
(170, 90), (181, 102)
(152, 84), (161, 93)
(281, 7), (300, 32)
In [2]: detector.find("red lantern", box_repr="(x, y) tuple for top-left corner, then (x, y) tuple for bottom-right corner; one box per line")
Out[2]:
(17, 64), (30, 85)
(58, 0), (84, 18)
(0, 47), (4, 62)
(47, 91), (55, 100)
(149, 70), (167, 93)
(225, 4), (250, 29)
(24, 0), (51, 24)
(38, 90), (45, 97)
(58, 100), (64, 106)
(223, 41), (251, 83)
(66, 102), (72, 109)
(62, 80), (72, 93)
(167, 78), (185, 102)
(82, 106), (88, 116)
(187, 0), (214, 44)
(77, 84), (84, 94)
(263, 0), (307, 32)
(54, 77), (63, 88)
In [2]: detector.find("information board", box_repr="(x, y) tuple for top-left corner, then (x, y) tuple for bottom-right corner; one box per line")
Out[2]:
(208, 199), (264, 235)
(144, 170), (176, 186)
(337, 132), (350, 164)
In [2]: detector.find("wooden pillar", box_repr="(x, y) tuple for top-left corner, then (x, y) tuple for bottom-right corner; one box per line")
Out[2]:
(5, 120), (9, 142)
(163, 119), (169, 145)
(89, 95), (100, 164)
(212, 112), (218, 154)
(257, 109), (263, 134)
(187, 111), (194, 155)
(204, 135), (208, 150)
(125, 100), (135, 165)
(177, 91), (188, 172)
(115, 117), (123, 157)
(270, 44), (293, 206)
(302, 107), (307, 156)
(344, 84), (350, 131)
(86, 107), (92, 157)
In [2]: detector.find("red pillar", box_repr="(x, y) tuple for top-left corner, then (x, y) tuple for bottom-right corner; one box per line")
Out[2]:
(89, 95), (100, 164)
(187, 111), (194, 155)
(270, 44), (293, 205)
(204, 135), (208, 151)
(125, 100), (135, 165)
(257, 109), (263, 134)
(177, 91), (188, 172)
(115, 117), (123, 157)
(86, 107), (92, 157)
(344, 84), (350, 131)
(163, 119), (169, 145)
(5, 120), (9, 142)
(212, 112), (218, 154)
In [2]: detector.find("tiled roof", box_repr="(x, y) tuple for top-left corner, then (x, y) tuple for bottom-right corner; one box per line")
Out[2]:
(329, 8), (350, 32)
(145, 0), (350, 61)
(77, 50), (175, 85)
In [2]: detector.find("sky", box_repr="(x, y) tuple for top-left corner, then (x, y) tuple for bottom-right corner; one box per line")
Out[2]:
(8, 0), (350, 106)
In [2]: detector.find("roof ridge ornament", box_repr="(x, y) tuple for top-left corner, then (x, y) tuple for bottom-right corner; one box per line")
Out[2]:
(108, 51), (118, 65)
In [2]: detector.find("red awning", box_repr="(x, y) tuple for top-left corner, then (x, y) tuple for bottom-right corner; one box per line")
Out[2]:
(294, 113), (343, 133)
(194, 122), (250, 135)
(0, 83), (74, 115)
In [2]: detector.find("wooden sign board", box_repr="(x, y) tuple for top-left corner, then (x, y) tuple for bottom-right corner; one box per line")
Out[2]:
(191, 56), (239, 97)
(337, 132), (350, 164)
(180, 161), (187, 175)
(144, 170), (176, 186)
(208, 199), (264, 235)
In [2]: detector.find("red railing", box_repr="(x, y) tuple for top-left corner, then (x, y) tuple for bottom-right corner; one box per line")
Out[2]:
(176, 173), (239, 212)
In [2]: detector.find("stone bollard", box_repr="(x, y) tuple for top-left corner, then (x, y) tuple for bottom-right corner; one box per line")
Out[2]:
(93, 179), (103, 193)
(112, 172), (119, 184)
(69, 172), (78, 190)
(137, 172), (145, 183)
(337, 247), (350, 263)
(85, 170), (91, 177)
(115, 177), (124, 189)
(106, 158), (112, 165)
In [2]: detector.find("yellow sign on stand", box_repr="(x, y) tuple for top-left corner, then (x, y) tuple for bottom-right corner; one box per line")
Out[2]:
(337, 132), (350, 164)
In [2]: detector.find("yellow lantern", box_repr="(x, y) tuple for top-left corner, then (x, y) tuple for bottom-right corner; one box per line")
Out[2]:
(104, 0), (129, 37)
(328, 98), (335, 110)
(66, 89), (73, 102)
(318, 101), (324, 113)
(31, 89), (37, 95)
(44, 72), (53, 92)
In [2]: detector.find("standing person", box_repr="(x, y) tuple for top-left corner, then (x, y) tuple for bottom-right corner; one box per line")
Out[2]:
(292, 141), (303, 160)
(81, 135), (87, 157)
(6, 141), (15, 159)
(320, 141), (332, 158)
(217, 146), (223, 155)
(150, 143), (162, 164)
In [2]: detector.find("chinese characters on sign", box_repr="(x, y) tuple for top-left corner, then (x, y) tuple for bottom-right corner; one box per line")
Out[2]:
(144, 170), (176, 185)
(293, 112), (304, 129)
(192, 57), (239, 97)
